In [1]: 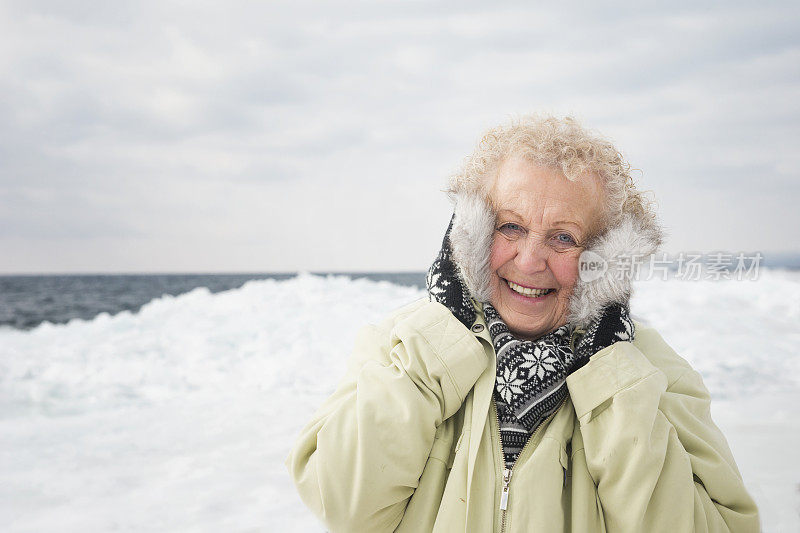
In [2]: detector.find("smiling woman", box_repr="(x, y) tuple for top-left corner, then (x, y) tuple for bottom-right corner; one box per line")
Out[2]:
(487, 158), (606, 341)
(286, 114), (761, 532)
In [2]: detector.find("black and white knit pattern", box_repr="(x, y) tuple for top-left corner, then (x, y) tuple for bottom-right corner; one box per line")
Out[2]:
(487, 302), (634, 467)
(484, 303), (575, 466)
(427, 211), (636, 468)
(426, 213), (476, 329)
(571, 302), (634, 373)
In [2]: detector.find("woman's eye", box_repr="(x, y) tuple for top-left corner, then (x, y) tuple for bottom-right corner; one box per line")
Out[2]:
(555, 233), (576, 245)
(498, 223), (524, 235)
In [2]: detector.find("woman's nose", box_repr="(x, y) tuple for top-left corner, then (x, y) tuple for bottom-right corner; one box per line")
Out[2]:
(514, 238), (548, 273)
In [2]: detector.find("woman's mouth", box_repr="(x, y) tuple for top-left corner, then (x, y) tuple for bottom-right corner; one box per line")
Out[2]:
(505, 279), (555, 299)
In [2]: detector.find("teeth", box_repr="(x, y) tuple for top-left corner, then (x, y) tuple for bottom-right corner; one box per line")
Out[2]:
(507, 281), (551, 297)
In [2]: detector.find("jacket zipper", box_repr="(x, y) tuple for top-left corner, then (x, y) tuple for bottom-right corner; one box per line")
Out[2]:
(493, 397), (567, 533)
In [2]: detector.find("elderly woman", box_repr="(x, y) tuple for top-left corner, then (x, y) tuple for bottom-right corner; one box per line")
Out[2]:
(285, 115), (760, 532)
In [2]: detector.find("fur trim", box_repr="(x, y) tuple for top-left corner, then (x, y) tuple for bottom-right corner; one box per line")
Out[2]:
(449, 191), (495, 303)
(448, 191), (664, 328)
(568, 213), (664, 328)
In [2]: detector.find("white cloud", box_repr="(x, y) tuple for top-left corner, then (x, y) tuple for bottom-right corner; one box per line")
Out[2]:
(0, 0), (798, 272)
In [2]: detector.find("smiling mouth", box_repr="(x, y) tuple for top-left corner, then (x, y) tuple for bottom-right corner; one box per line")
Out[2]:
(505, 279), (555, 298)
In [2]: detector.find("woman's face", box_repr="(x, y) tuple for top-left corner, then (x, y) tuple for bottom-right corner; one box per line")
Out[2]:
(488, 154), (605, 341)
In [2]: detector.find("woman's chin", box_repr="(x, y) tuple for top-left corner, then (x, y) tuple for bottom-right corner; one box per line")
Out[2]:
(494, 308), (548, 340)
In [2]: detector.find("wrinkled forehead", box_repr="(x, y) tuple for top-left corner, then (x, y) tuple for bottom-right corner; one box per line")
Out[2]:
(487, 155), (606, 234)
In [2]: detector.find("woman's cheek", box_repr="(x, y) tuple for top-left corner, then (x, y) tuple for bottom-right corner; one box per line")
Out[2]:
(489, 236), (512, 265)
(550, 253), (581, 288)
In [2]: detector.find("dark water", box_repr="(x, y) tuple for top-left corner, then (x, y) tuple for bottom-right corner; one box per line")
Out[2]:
(0, 272), (427, 331)
(2, 256), (798, 331)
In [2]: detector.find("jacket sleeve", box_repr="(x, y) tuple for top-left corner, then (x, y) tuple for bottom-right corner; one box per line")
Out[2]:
(284, 302), (488, 532)
(566, 339), (761, 532)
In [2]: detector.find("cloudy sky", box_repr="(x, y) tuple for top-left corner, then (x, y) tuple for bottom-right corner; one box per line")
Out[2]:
(1, 1), (798, 273)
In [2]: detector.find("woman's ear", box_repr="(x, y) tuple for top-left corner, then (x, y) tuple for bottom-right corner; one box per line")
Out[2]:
(448, 191), (496, 303)
(567, 212), (664, 329)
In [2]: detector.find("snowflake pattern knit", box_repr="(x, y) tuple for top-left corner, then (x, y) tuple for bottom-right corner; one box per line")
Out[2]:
(427, 212), (635, 468)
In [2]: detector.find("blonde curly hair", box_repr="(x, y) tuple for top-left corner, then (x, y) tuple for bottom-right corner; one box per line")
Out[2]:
(445, 114), (657, 233)
(443, 114), (664, 323)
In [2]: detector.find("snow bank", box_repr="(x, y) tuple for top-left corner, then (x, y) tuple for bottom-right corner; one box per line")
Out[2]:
(1, 270), (798, 531)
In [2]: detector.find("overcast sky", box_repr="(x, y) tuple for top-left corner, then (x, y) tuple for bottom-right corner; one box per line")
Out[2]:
(1, 1), (798, 274)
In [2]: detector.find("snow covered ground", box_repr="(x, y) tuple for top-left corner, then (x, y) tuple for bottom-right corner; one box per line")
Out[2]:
(1, 271), (799, 531)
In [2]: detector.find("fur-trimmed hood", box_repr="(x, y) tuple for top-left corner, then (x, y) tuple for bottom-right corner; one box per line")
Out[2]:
(447, 190), (664, 329)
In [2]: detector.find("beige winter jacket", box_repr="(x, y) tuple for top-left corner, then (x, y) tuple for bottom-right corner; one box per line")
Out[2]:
(285, 297), (760, 532)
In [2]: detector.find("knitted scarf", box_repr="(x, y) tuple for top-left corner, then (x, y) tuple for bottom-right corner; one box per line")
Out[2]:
(427, 213), (635, 467)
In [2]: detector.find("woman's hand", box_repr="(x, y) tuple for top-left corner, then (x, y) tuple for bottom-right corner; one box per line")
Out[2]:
(426, 212), (479, 330)
(570, 302), (635, 374)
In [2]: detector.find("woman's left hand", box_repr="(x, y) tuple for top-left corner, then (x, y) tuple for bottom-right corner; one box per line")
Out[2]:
(570, 303), (635, 374)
